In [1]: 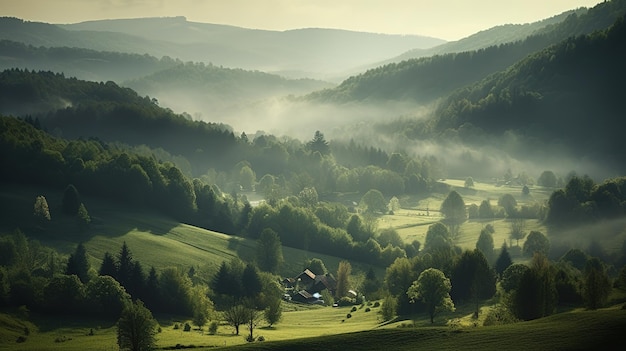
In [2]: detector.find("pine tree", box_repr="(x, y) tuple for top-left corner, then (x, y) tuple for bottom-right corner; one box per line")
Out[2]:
(66, 242), (90, 283)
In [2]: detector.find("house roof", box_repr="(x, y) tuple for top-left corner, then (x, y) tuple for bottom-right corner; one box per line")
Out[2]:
(296, 269), (316, 281)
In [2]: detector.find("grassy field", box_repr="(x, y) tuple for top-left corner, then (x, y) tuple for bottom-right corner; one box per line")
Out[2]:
(3, 301), (624, 350)
(379, 179), (553, 257)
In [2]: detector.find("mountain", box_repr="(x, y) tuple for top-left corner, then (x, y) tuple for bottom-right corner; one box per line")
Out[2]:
(308, 0), (626, 104)
(384, 8), (585, 65)
(429, 14), (626, 168)
(0, 40), (180, 82)
(123, 61), (334, 123)
(0, 16), (445, 81)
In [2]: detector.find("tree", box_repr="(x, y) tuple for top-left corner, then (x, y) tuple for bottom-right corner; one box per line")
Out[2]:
(66, 242), (90, 283)
(511, 254), (557, 320)
(494, 243), (513, 277)
(423, 222), (451, 252)
(298, 186), (318, 207)
(388, 196), (400, 213)
(583, 258), (611, 310)
(498, 194), (518, 217)
(244, 305), (262, 342)
(238, 166), (256, 191)
(523, 231), (550, 257)
(85, 275), (131, 318)
(77, 203), (91, 229)
(305, 258), (327, 275)
(538, 170), (558, 188)
(256, 228), (284, 274)
(478, 200), (494, 218)
(360, 189), (387, 214)
(62, 184), (81, 216)
(223, 304), (249, 335)
(407, 268), (455, 323)
(380, 294), (397, 321)
(509, 218), (526, 246)
(440, 190), (466, 235)
(335, 260), (352, 299)
(33, 195), (51, 222)
(264, 297), (282, 327)
(464, 177), (474, 188)
(99, 251), (118, 278)
(307, 130), (330, 156)
(191, 286), (214, 330)
(117, 300), (158, 351)
(450, 250), (496, 315)
(476, 228), (495, 263)
(117, 241), (133, 288)
(241, 264), (263, 299)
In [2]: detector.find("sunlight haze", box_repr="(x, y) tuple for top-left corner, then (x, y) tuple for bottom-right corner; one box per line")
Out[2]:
(1, 0), (604, 40)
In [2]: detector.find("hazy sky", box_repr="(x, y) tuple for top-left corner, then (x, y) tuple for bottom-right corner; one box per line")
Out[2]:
(2, 0), (603, 40)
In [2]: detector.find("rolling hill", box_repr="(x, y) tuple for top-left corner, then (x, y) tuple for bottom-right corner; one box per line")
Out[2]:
(308, 0), (626, 104)
(0, 16), (445, 81)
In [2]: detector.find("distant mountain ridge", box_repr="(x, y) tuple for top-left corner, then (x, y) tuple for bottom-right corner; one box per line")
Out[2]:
(308, 0), (626, 104)
(0, 16), (445, 80)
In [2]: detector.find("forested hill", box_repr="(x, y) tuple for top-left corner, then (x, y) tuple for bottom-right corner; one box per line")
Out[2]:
(0, 69), (239, 175)
(0, 40), (180, 82)
(0, 16), (445, 80)
(307, 0), (626, 104)
(430, 14), (626, 170)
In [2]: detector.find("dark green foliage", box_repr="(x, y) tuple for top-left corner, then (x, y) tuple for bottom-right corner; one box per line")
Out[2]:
(85, 275), (131, 318)
(476, 228), (495, 262)
(440, 190), (467, 227)
(256, 229), (283, 274)
(450, 249), (496, 306)
(501, 264), (530, 292)
(65, 242), (90, 283)
(99, 252), (117, 278)
(117, 300), (158, 351)
(43, 274), (85, 314)
(511, 254), (557, 321)
(304, 258), (327, 276)
(241, 264), (262, 299)
(560, 248), (589, 271)
(61, 184), (80, 216)
(523, 231), (550, 257)
(583, 258), (612, 310)
(538, 171), (558, 187)
(478, 200), (495, 218)
(264, 297), (282, 327)
(495, 243), (513, 277)
(307, 131), (330, 156)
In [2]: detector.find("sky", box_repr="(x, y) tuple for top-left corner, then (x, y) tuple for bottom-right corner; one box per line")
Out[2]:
(1, 0), (604, 41)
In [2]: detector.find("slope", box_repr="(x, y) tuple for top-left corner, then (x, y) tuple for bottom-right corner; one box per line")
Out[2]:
(430, 14), (626, 174)
(307, 0), (626, 104)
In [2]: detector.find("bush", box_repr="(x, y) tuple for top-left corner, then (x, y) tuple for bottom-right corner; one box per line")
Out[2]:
(258, 336), (265, 342)
(365, 308), (371, 312)
(373, 301), (380, 307)
(173, 323), (180, 330)
(346, 313), (352, 319)
(350, 306), (357, 312)
(183, 322), (191, 332)
(208, 321), (218, 335)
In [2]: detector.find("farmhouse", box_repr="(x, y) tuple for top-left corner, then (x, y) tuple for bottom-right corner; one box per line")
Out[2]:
(284, 269), (337, 304)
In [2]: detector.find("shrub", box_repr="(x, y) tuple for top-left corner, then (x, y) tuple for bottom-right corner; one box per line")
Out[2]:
(258, 336), (265, 342)
(365, 307), (371, 312)
(173, 323), (180, 330)
(350, 306), (357, 312)
(373, 301), (380, 307)
(183, 323), (191, 332)
(346, 313), (352, 319)
(208, 321), (218, 335)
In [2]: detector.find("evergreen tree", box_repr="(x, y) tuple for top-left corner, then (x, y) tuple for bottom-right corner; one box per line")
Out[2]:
(66, 242), (90, 283)
(495, 243), (513, 277)
(99, 251), (118, 278)
(241, 264), (262, 299)
(62, 184), (81, 216)
(117, 242), (133, 288)
(307, 130), (330, 156)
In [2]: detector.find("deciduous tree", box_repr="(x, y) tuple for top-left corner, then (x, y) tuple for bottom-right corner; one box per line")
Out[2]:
(256, 228), (283, 274)
(407, 268), (455, 323)
(117, 300), (158, 351)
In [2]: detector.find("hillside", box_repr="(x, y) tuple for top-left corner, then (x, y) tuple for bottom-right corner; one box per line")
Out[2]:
(428, 13), (626, 174)
(123, 61), (334, 122)
(0, 40), (179, 82)
(0, 16), (445, 80)
(308, 0), (626, 104)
